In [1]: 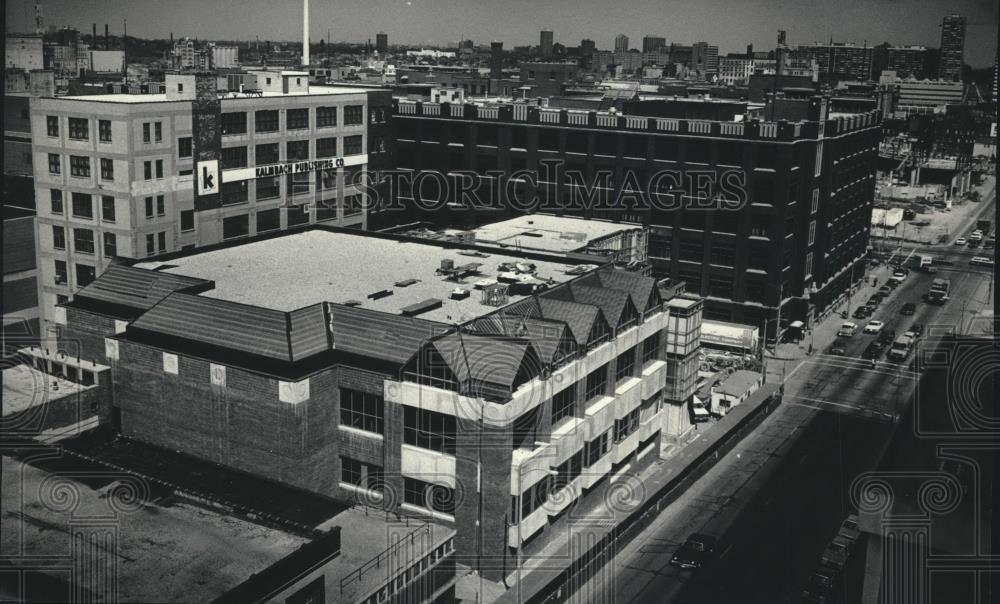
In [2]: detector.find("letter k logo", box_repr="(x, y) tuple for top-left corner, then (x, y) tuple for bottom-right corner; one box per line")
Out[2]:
(202, 166), (215, 189)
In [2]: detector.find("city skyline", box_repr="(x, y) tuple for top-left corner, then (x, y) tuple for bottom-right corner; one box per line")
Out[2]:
(5, 0), (998, 66)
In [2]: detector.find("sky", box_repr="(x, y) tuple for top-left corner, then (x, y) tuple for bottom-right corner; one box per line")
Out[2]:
(6, 0), (998, 67)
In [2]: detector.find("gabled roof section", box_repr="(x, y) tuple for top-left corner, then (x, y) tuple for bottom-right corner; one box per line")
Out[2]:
(288, 304), (328, 362)
(75, 265), (214, 310)
(467, 313), (576, 366)
(328, 304), (446, 365)
(130, 292), (292, 361)
(525, 297), (607, 347)
(592, 269), (662, 315)
(549, 282), (634, 331)
(429, 331), (541, 390)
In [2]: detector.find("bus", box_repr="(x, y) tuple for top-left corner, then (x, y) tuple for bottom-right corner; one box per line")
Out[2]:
(927, 278), (950, 304)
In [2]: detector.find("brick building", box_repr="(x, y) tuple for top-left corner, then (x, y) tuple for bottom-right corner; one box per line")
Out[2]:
(391, 95), (881, 334)
(30, 71), (393, 336)
(56, 226), (693, 581)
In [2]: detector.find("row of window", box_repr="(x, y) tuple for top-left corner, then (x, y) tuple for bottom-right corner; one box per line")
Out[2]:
(220, 105), (365, 135)
(53, 260), (95, 288)
(217, 197), (362, 239)
(48, 116), (112, 142)
(51, 227), (115, 258)
(219, 136), (364, 169)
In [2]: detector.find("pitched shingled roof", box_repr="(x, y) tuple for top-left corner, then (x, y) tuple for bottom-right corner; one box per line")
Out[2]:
(75, 265), (213, 310)
(328, 304), (447, 365)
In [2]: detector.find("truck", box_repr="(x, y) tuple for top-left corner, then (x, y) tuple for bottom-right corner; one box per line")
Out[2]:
(927, 277), (951, 304)
(917, 254), (934, 270)
(888, 334), (915, 361)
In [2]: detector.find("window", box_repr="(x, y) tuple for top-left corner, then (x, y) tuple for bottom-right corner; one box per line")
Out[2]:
(99, 119), (111, 142)
(344, 135), (363, 155)
(180, 210), (195, 232)
(71, 193), (93, 219)
(344, 105), (364, 125)
(403, 407), (456, 454)
(286, 140), (309, 161)
(369, 107), (385, 124)
(255, 110), (279, 133)
(221, 146), (248, 169)
(614, 408), (640, 442)
(156, 195), (165, 217)
(287, 203), (310, 226)
(553, 449), (584, 489)
(340, 457), (383, 490)
(221, 180), (248, 205)
(404, 477), (455, 515)
(54, 260), (68, 285)
(144, 161), (152, 180)
(316, 137), (338, 158)
(317, 106), (337, 127)
(52, 226), (66, 250)
(142, 122), (151, 143)
(256, 208), (280, 232)
(73, 229), (95, 254)
(805, 252), (814, 278)
(157, 231), (166, 252)
(551, 386), (577, 425)
(808, 220), (816, 246)
(46, 116), (59, 137)
(103, 233), (117, 257)
(101, 196), (115, 222)
(811, 188), (820, 214)
(287, 108), (309, 130)
(155, 160), (163, 179)
(286, 576), (324, 604)
(50, 190), (63, 214)
(48, 153), (61, 174)
(256, 143), (279, 165)
(339, 388), (384, 434)
(178, 137), (192, 158)
(256, 176), (280, 199)
(344, 194), (363, 216)
(287, 172), (310, 197)
(585, 364), (609, 401)
(641, 334), (660, 365)
(318, 169), (337, 191)
(68, 118), (88, 140)
(146, 234), (155, 255)
(615, 349), (636, 383)
(585, 430), (610, 466)
(154, 122), (162, 142)
(145, 197), (154, 219)
(222, 214), (249, 239)
(221, 112), (247, 135)
(70, 156), (90, 177)
(75, 264), (95, 287)
(100, 158), (114, 180)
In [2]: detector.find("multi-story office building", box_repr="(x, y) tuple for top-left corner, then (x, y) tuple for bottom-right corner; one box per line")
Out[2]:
(614, 34), (629, 54)
(798, 42), (874, 82)
(539, 30), (554, 58)
(55, 226), (684, 580)
(376, 32), (389, 54)
(6, 35), (45, 70)
(877, 45), (929, 80)
(719, 55), (754, 85)
(30, 71), (392, 336)
(642, 36), (666, 54)
(519, 62), (579, 97)
(938, 13), (966, 81)
(391, 94), (881, 332)
(880, 72), (964, 115)
(692, 42), (719, 76)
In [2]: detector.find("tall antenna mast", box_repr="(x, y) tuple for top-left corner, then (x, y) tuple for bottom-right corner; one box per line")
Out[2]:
(302, 0), (310, 66)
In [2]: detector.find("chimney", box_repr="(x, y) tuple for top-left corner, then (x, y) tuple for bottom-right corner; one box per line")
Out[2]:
(93, 23), (97, 45)
(489, 41), (503, 93)
(302, 0), (310, 66)
(104, 24), (109, 50)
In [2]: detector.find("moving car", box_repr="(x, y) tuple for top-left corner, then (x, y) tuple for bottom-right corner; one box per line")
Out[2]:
(853, 306), (872, 319)
(838, 514), (862, 544)
(900, 302), (917, 315)
(954, 237), (967, 246)
(837, 322), (858, 337)
(669, 533), (718, 569)
(910, 323), (924, 337)
(892, 269), (907, 281)
(866, 295), (881, 307)
(830, 339), (848, 356)
(864, 320), (885, 334)
(970, 256), (994, 267)
(802, 566), (840, 603)
(862, 341), (886, 359)
(878, 285), (892, 297)
(820, 535), (854, 570)
(968, 239), (980, 248)
(886, 278), (901, 289)
(878, 328), (896, 345)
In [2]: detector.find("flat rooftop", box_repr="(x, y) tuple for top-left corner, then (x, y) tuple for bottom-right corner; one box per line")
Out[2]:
(462, 214), (643, 253)
(1, 455), (308, 603)
(2, 364), (83, 416)
(136, 230), (584, 322)
(57, 85), (368, 103)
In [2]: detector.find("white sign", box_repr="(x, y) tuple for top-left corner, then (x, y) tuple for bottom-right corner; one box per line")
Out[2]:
(197, 160), (219, 196)
(222, 154), (369, 183)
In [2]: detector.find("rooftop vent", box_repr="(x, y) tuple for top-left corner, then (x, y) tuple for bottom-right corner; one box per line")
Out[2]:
(401, 298), (443, 317)
(440, 259), (455, 272)
(343, 299), (363, 306)
(395, 278), (420, 287)
(368, 289), (394, 300)
(450, 288), (470, 300)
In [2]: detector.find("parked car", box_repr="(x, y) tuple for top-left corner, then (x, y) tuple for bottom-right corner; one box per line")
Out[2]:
(669, 534), (718, 569)
(968, 239), (980, 248)
(878, 285), (893, 296)
(830, 339), (848, 356)
(901, 302), (917, 315)
(862, 341), (886, 359)
(970, 256), (995, 267)
(853, 306), (872, 319)
(878, 328), (896, 345)
(864, 320), (885, 334)
(892, 269), (907, 281)
(867, 295), (881, 307)
(954, 237), (967, 246)
(985, 239), (995, 250)
(837, 322), (858, 337)
(802, 566), (840, 603)
(838, 514), (862, 545)
(910, 323), (924, 337)
(820, 535), (854, 570)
